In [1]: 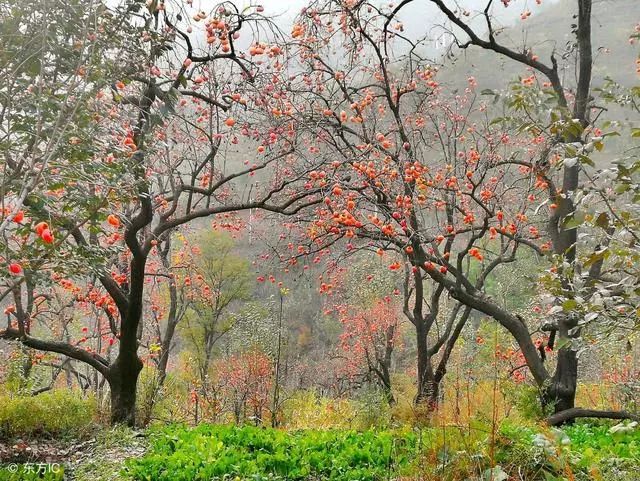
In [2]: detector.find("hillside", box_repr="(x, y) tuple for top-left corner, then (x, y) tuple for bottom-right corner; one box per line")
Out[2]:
(436, 0), (638, 91)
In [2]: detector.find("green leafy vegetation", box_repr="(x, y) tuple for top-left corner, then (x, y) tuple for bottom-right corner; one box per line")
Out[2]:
(564, 423), (640, 480)
(124, 425), (418, 481)
(122, 422), (640, 481)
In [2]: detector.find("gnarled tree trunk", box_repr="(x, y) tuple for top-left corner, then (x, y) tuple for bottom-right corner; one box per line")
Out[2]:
(543, 317), (579, 415)
(108, 353), (143, 426)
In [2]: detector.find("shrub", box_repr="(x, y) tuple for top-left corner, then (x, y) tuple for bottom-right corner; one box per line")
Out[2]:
(502, 384), (548, 421)
(281, 390), (391, 431)
(0, 389), (96, 438)
(281, 390), (359, 430)
(352, 387), (392, 430)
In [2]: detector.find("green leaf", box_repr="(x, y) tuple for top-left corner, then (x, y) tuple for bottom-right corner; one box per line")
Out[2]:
(564, 211), (586, 229)
(579, 154), (594, 167)
(594, 212), (610, 230)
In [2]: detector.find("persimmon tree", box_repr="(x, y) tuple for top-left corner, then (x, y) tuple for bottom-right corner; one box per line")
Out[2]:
(400, 0), (640, 423)
(0, 0), (132, 302)
(337, 297), (401, 403)
(0, 0), (96, 236)
(305, 0), (640, 423)
(280, 2), (546, 409)
(1, 0), (144, 412)
(212, 346), (273, 424)
(1, 0), (323, 425)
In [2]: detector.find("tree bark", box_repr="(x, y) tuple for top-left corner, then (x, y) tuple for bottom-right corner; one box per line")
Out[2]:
(543, 318), (579, 415)
(416, 376), (440, 411)
(547, 408), (639, 426)
(374, 360), (395, 405)
(108, 354), (143, 426)
(415, 322), (439, 409)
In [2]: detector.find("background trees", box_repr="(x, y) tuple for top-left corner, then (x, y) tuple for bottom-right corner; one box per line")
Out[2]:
(329, 258), (404, 403)
(179, 231), (251, 391)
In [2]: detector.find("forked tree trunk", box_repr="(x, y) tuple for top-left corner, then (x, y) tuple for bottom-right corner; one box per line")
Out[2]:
(543, 318), (579, 415)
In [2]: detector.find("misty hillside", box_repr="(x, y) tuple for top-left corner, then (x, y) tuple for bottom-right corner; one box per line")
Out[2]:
(437, 0), (637, 91)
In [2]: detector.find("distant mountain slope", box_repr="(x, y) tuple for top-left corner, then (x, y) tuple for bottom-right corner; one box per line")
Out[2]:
(437, 0), (638, 91)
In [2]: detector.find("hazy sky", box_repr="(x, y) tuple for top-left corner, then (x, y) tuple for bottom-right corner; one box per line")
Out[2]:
(190, 0), (562, 33)
(188, 0), (562, 51)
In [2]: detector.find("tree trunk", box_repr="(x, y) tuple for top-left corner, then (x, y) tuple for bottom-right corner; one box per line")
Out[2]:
(426, 380), (440, 410)
(546, 351), (578, 414)
(541, 0), (591, 421)
(108, 354), (143, 426)
(157, 238), (179, 388)
(375, 323), (396, 405)
(416, 373), (440, 411)
(543, 318), (579, 417)
(157, 313), (178, 386)
(376, 361), (395, 405)
(415, 366), (440, 412)
(109, 251), (148, 426)
(414, 323), (439, 410)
